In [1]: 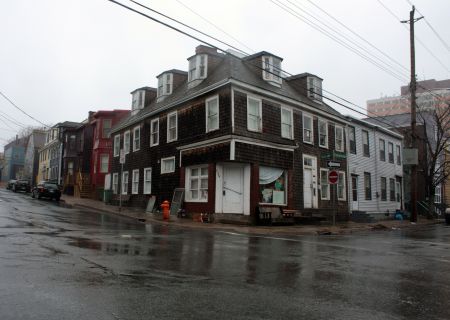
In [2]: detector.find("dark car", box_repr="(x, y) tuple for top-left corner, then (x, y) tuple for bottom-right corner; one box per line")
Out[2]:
(31, 181), (61, 201)
(6, 179), (17, 190)
(12, 179), (31, 193)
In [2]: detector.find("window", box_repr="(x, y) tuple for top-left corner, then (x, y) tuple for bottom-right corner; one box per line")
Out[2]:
(122, 171), (129, 195)
(186, 165), (208, 202)
(69, 135), (76, 150)
(380, 177), (387, 201)
(113, 135), (120, 157)
(132, 169), (139, 194)
(318, 119), (328, 148)
(124, 131), (130, 154)
(102, 119), (112, 138)
(188, 54), (207, 81)
(364, 172), (372, 200)
(133, 126), (140, 151)
(389, 178), (395, 201)
(281, 107), (293, 139)
(388, 142), (394, 163)
(262, 56), (282, 84)
(206, 96), (219, 132)
(143, 168), (152, 194)
(320, 169), (329, 200)
(349, 126), (356, 154)
(68, 162), (74, 176)
(259, 166), (287, 205)
(338, 171), (346, 200)
(167, 112), (177, 142)
(335, 126), (344, 152)
(161, 157), (175, 174)
(247, 97), (262, 132)
(303, 114), (313, 144)
(157, 73), (173, 97)
(307, 77), (322, 101)
(100, 154), (109, 173)
(379, 139), (386, 161)
(112, 173), (119, 194)
(396, 145), (401, 165)
(435, 185), (441, 203)
(362, 130), (370, 157)
(150, 118), (159, 146)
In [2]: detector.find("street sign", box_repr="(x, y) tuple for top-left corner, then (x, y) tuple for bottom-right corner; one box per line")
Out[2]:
(328, 170), (339, 184)
(119, 149), (125, 164)
(327, 160), (341, 168)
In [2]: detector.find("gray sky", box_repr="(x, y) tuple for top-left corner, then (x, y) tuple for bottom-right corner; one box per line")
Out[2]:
(1, 0), (449, 150)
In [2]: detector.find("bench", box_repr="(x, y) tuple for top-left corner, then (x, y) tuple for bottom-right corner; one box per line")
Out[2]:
(111, 194), (131, 206)
(258, 206), (294, 225)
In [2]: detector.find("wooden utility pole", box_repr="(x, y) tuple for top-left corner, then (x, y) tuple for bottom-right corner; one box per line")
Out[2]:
(402, 6), (423, 222)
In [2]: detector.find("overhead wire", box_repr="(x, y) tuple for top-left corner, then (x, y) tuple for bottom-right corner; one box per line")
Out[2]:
(0, 91), (49, 128)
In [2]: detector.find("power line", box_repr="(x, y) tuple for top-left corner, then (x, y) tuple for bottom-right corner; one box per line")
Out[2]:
(0, 91), (49, 127)
(0, 110), (27, 128)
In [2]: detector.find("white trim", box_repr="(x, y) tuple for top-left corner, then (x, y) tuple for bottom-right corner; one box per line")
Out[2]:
(133, 126), (140, 152)
(337, 171), (346, 201)
(302, 113), (314, 144)
(161, 156), (176, 174)
(113, 134), (120, 157)
(246, 96), (262, 132)
(318, 118), (328, 148)
(231, 88), (235, 133)
(124, 130), (130, 154)
(167, 111), (178, 143)
(150, 118), (159, 147)
(131, 169), (139, 194)
(205, 95), (219, 132)
(185, 165), (209, 202)
(280, 106), (294, 140)
(320, 168), (330, 200)
(143, 167), (152, 194)
(122, 171), (129, 195)
(112, 172), (119, 194)
(334, 125), (344, 152)
(230, 140), (235, 160)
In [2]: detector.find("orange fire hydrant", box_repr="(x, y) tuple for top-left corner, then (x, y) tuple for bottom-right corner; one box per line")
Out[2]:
(161, 200), (170, 220)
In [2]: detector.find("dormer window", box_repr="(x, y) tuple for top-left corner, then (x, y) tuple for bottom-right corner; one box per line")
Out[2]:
(262, 56), (282, 85)
(132, 90), (145, 111)
(188, 54), (207, 82)
(307, 76), (322, 102)
(157, 73), (173, 97)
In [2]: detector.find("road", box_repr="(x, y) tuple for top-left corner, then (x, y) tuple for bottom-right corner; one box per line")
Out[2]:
(1, 188), (449, 320)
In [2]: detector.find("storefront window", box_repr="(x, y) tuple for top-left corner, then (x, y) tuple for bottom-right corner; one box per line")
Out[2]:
(259, 166), (286, 205)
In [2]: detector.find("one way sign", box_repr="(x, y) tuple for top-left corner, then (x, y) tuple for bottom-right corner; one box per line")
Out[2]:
(326, 160), (341, 168)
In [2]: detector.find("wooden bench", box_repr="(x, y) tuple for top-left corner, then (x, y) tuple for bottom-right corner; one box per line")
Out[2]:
(258, 206), (294, 225)
(111, 194), (131, 206)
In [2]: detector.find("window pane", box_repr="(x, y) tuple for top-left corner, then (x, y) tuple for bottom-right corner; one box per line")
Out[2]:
(191, 179), (198, 190)
(200, 178), (208, 189)
(191, 168), (198, 176)
(201, 167), (208, 176)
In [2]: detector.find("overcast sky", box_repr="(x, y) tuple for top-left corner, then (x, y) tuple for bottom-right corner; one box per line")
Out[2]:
(1, 0), (449, 150)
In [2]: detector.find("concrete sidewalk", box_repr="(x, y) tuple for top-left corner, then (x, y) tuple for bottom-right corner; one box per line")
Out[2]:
(61, 194), (441, 236)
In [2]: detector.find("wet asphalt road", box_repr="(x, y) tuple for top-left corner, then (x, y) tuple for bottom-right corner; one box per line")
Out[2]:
(1, 188), (450, 320)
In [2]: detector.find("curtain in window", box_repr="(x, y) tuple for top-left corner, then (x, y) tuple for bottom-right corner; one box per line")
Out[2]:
(259, 166), (284, 185)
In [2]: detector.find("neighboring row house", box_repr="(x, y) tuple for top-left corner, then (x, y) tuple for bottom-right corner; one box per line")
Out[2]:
(1, 136), (28, 182)
(23, 129), (46, 185)
(109, 45), (351, 224)
(346, 116), (403, 217)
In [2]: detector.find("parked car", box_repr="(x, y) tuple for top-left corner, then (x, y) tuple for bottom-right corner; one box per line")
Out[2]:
(6, 179), (17, 190)
(31, 181), (61, 201)
(12, 179), (31, 193)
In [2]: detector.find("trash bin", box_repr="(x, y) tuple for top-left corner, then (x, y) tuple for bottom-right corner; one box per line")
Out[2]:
(445, 208), (450, 225)
(103, 189), (113, 204)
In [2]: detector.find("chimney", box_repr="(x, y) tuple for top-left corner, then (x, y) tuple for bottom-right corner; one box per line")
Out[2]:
(195, 45), (217, 55)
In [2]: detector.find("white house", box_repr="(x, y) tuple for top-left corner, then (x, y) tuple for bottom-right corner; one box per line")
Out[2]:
(345, 116), (404, 216)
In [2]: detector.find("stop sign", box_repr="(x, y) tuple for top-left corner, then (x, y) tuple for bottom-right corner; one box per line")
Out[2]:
(328, 170), (339, 184)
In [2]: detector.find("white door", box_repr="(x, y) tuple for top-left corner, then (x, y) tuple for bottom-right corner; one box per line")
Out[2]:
(222, 165), (244, 214)
(304, 169), (313, 208)
(351, 175), (359, 211)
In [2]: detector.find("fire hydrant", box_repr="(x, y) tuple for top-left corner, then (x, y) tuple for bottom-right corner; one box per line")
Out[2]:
(161, 200), (170, 220)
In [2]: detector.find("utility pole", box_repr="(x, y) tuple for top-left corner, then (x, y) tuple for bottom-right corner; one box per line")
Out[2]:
(402, 6), (423, 223)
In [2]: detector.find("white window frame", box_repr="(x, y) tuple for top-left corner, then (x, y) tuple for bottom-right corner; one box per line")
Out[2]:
(303, 113), (314, 144)
(124, 130), (130, 154)
(167, 111), (178, 143)
(150, 118), (159, 147)
(102, 119), (112, 139)
(388, 142), (394, 163)
(122, 171), (129, 195)
(188, 54), (208, 82)
(335, 125), (344, 152)
(307, 77), (322, 101)
(161, 156), (175, 174)
(185, 165), (209, 202)
(247, 96), (262, 132)
(131, 169), (139, 194)
(143, 167), (152, 194)
(396, 145), (401, 165)
(113, 135), (120, 157)
(206, 95), (219, 132)
(379, 139), (386, 161)
(100, 154), (109, 173)
(112, 173), (119, 194)
(262, 55), (282, 84)
(280, 107), (293, 139)
(320, 168), (330, 200)
(318, 119), (328, 148)
(338, 171), (346, 201)
(435, 184), (442, 204)
(157, 73), (173, 97)
(133, 126), (140, 152)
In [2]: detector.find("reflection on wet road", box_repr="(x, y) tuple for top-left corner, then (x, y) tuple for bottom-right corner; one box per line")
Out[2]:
(1, 188), (449, 320)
